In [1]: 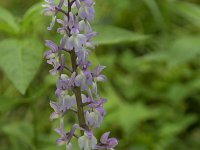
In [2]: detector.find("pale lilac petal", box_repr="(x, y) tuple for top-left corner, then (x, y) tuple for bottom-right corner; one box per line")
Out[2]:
(50, 112), (59, 120)
(92, 65), (106, 77)
(58, 0), (64, 8)
(100, 132), (110, 144)
(69, 12), (74, 28)
(57, 19), (63, 24)
(71, 28), (79, 34)
(83, 69), (92, 85)
(56, 138), (66, 145)
(45, 40), (58, 52)
(107, 138), (118, 148)
(54, 128), (64, 135)
(86, 31), (97, 40)
(50, 101), (60, 113)
(81, 94), (89, 103)
(78, 131), (97, 150)
(79, 20), (92, 33)
(43, 50), (53, 58)
(92, 82), (98, 97)
(66, 143), (72, 150)
(82, 0), (94, 6)
(96, 106), (105, 116)
(60, 37), (66, 50)
(78, 6), (94, 21)
(78, 136), (85, 149)
(91, 135), (97, 149)
(96, 75), (106, 82)
(86, 111), (93, 125)
(75, 0), (81, 8)
(66, 36), (74, 50)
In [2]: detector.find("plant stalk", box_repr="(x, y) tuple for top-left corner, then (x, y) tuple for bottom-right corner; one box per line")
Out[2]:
(68, 0), (86, 136)
(70, 49), (86, 135)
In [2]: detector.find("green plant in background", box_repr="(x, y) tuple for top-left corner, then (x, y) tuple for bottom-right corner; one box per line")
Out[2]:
(0, 0), (200, 150)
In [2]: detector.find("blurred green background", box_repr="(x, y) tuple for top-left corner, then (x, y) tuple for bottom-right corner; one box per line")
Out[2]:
(0, 0), (200, 150)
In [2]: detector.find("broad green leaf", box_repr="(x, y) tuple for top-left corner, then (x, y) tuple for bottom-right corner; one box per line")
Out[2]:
(0, 6), (19, 34)
(21, 2), (43, 30)
(93, 25), (148, 45)
(0, 38), (43, 94)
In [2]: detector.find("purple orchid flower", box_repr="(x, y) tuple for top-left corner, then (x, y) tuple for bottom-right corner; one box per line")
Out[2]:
(43, 0), (118, 149)
(78, 130), (97, 150)
(43, 0), (65, 30)
(47, 56), (60, 75)
(78, 0), (95, 21)
(95, 132), (118, 150)
(56, 72), (76, 95)
(55, 118), (78, 150)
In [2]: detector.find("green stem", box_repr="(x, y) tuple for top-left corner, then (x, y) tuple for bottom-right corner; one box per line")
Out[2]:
(67, 0), (86, 136)
(70, 50), (86, 135)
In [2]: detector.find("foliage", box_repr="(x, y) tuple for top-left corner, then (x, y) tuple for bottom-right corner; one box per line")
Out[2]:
(0, 0), (200, 150)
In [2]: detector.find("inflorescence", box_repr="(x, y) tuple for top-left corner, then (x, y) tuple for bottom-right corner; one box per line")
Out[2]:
(42, 0), (118, 149)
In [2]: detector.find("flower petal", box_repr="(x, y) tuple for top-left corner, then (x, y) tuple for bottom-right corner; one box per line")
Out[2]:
(100, 132), (110, 144)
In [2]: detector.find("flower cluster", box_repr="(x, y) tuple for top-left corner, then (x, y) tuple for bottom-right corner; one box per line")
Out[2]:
(43, 0), (118, 149)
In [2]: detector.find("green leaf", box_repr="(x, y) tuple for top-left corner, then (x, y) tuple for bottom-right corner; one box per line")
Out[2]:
(167, 36), (200, 67)
(159, 115), (197, 138)
(143, 0), (165, 30)
(0, 6), (19, 34)
(21, 2), (43, 31)
(93, 25), (148, 45)
(104, 103), (157, 133)
(0, 38), (43, 94)
(140, 36), (200, 67)
(176, 2), (200, 25)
